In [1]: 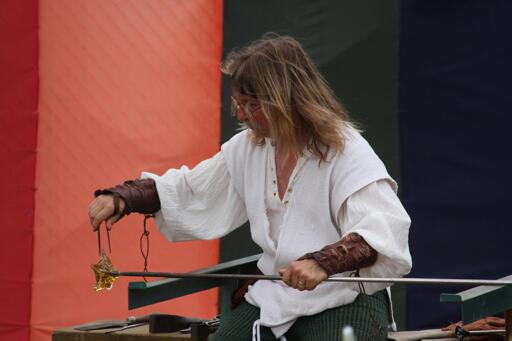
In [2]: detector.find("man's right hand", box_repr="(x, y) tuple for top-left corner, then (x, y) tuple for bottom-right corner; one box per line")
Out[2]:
(88, 194), (126, 231)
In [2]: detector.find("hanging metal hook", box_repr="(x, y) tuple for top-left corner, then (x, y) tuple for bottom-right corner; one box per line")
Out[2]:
(97, 221), (111, 256)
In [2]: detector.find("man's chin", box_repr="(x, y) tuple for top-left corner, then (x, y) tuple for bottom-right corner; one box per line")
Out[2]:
(250, 127), (269, 139)
(241, 121), (269, 138)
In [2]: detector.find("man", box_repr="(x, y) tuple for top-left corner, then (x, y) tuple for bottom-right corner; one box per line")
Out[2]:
(89, 34), (412, 340)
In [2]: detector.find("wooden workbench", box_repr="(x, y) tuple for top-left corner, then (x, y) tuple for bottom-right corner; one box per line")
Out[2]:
(55, 324), (461, 341)
(53, 322), (192, 341)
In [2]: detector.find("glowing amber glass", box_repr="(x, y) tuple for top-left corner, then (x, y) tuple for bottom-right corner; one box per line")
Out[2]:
(91, 250), (118, 291)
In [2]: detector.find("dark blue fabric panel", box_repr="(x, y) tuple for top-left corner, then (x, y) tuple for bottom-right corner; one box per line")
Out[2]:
(400, 1), (512, 329)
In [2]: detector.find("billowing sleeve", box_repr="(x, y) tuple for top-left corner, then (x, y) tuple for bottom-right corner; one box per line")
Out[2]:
(338, 179), (412, 294)
(140, 151), (248, 242)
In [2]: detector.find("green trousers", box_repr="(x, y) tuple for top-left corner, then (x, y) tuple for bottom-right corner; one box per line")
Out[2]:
(211, 290), (389, 341)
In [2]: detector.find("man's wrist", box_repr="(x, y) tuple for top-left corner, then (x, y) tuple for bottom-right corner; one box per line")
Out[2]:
(94, 178), (160, 215)
(297, 233), (378, 276)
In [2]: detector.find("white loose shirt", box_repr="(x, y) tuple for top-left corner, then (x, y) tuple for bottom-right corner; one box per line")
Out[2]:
(142, 128), (412, 338)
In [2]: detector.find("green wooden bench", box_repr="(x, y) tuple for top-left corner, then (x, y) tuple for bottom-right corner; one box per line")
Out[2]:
(440, 274), (512, 338)
(128, 253), (261, 316)
(127, 253), (410, 329)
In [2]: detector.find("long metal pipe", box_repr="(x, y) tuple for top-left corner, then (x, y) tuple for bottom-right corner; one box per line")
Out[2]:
(114, 271), (512, 286)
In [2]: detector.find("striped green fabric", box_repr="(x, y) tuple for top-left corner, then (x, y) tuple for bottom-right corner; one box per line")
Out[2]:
(211, 290), (389, 341)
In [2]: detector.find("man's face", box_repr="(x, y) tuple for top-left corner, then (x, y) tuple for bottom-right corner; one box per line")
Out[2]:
(232, 94), (270, 137)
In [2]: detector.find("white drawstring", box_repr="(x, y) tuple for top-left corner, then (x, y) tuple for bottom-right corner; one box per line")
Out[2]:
(252, 319), (261, 341)
(251, 319), (287, 341)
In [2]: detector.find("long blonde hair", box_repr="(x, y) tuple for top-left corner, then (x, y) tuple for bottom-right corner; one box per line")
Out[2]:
(222, 34), (356, 161)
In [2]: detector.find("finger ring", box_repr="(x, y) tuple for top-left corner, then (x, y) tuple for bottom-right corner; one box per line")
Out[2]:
(298, 280), (306, 287)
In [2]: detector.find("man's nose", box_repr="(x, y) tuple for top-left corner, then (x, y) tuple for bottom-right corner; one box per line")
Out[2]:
(236, 108), (248, 121)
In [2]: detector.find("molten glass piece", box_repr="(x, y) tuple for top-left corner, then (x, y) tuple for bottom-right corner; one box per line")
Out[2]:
(91, 250), (118, 291)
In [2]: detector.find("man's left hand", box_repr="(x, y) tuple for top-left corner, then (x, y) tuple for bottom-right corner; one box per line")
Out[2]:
(279, 259), (328, 291)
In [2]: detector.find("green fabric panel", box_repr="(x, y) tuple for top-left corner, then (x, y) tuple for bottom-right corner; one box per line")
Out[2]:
(221, 1), (400, 178)
(220, 0), (403, 329)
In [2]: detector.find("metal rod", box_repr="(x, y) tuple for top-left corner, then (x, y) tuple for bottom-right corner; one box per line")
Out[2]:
(114, 271), (512, 286)
(468, 329), (504, 335)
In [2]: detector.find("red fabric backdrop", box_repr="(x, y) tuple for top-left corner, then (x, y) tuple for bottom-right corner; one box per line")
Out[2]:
(0, 0), (38, 340)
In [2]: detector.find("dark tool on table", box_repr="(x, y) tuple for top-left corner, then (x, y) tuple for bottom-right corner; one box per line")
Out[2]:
(74, 313), (155, 331)
(179, 316), (221, 334)
(149, 314), (208, 333)
(190, 322), (214, 341)
(104, 322), (147, 334)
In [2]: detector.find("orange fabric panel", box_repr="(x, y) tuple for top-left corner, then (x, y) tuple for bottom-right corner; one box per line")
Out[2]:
(33, 1), (223, 340)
